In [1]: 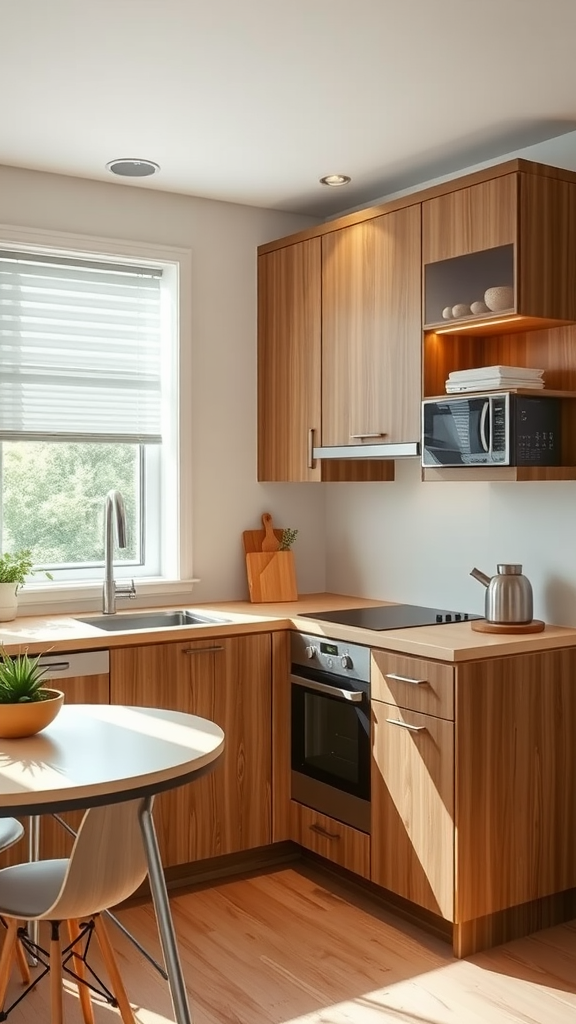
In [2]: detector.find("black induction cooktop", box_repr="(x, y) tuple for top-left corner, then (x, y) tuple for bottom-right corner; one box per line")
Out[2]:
(301, 604), (482, 631)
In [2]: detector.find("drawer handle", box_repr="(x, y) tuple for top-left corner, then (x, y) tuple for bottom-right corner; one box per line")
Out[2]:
(349, 432), (387, 439)
(386, 718), (427, 733)
(309, 823), (341, 841)
(385, 673), (427, 686)
(38, 661), (71, 673)
(183, 646), (224, 654)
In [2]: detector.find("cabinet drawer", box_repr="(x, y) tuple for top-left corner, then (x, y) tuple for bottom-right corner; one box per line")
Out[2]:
(371, 701), (454, 919)
(371, 650), (454, 720)
(289, 801), (370, 880)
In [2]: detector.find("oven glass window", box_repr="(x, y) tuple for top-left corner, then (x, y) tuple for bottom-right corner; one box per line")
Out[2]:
(291, 679), (370, 800)
(303, 691), (359, 785)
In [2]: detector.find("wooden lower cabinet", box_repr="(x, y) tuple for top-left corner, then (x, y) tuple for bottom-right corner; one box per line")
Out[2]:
(371, 700), (454, 919)
(290, 800), (370, 880)
(0, 670), (110, 867)
(110, 633), (272, 868)
(454, 648), (576, 924)
(370, 645), (576, 954)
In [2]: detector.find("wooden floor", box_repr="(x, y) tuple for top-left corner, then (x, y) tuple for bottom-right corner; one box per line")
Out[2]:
(4, 862), (576, 1023)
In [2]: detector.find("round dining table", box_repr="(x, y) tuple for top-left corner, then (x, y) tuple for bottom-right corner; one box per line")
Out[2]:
(0, 703), (225, 1024)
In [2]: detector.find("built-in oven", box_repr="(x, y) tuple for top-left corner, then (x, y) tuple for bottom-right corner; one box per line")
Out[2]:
(290, 632), (371, 834)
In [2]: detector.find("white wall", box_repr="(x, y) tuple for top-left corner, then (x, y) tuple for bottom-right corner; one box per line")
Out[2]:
(0, 165), (327, 605)
(325, 461), (576, 625)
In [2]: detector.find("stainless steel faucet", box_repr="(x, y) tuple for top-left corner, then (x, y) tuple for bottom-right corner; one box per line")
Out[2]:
(102, 489), (136, 614)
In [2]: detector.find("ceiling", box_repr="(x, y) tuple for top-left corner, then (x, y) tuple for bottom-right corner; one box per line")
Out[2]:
(3, 0), (576, 218)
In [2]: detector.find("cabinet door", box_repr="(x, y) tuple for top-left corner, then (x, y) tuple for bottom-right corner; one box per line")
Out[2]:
(110, 634), (272, 867)
(322, 206), (421, 447)
(371, 700), (454, 920)
(422, 173), (517, 264)
(455, 649), (576, 924)
(258, 240), (322, 481)
(0, 672), (111, 867)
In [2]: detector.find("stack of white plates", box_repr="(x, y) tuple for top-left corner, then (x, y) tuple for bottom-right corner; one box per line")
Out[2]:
(445, 365), (544, 393)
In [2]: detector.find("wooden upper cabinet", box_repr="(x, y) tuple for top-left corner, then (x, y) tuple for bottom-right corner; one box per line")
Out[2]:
(258, 239), (322, 482)
(423, 173), (517, 263)
(423, 168), (576, 332)
(322, 205), (422, 448)
(258, 238), (393, 482)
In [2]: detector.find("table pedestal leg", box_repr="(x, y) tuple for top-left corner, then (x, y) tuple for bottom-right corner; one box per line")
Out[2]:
(138, 798), (193, 1024)
(27, 816), (40, 965)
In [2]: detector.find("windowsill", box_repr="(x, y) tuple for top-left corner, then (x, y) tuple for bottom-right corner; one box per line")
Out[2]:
(15, 578), (201, 618)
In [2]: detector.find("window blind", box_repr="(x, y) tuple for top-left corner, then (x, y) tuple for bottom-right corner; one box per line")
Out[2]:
(0, 250), (163, 443)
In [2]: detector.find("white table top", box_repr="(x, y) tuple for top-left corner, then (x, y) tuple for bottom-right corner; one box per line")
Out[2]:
(0, 704), (225, 816)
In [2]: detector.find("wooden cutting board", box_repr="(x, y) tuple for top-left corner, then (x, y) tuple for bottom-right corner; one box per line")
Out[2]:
(245, 550), (298, 603)
(242, 527), (283, 554)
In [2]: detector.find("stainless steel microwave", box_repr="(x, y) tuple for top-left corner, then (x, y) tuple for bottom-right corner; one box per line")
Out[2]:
(421, 392), (561, 467)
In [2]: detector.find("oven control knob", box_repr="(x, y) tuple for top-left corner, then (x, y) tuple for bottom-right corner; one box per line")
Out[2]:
(341, 654), (353, 670)
(305, 645), (317, 659)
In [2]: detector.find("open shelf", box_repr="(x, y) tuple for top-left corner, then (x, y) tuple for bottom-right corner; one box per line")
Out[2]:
(425, 389), (576, 400)
(422, 465), (576, 482)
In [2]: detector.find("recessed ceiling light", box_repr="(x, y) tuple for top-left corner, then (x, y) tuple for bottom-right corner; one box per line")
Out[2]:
(106, 158), (160, 178)
(319, 174), (352, 187)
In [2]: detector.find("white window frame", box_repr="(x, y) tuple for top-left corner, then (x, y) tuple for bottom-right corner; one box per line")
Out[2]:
(0, 223), (195, 613)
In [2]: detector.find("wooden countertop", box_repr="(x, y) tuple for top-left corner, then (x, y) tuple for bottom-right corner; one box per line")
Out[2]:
(1, 593), (575, 662)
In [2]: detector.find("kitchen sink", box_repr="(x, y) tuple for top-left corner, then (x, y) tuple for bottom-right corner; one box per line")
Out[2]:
(74, 610), (231, 632)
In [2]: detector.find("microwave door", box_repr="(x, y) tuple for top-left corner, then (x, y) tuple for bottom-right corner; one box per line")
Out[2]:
(423, 398), (491, 466)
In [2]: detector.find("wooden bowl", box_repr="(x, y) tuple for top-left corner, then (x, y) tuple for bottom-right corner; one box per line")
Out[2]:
(0, 689), (64, 739)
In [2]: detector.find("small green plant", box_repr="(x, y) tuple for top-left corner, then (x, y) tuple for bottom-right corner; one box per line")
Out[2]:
(0, 549), (53, 588)
(0, 647), (51, 704)
(279, 528), (298, 551)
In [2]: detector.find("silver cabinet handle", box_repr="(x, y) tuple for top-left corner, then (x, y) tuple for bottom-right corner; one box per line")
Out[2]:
(309, 823), (340, 841)
(184, 646), (224, 654)
(385, 673), (427, 686)
(349, 432), (387, 439)
(38, 661), (71, 673)
(386, 718), (427, 733)
(291, 673), (364, 703)
(308, 428), (315, 469)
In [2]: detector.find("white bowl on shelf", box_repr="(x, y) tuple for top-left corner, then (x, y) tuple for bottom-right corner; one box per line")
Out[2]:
(452, 303), (471, 318)
(484, 286), (514, 312)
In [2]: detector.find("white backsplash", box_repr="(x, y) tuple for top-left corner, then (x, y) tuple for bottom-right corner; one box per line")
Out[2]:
(325, 458), (576, 627)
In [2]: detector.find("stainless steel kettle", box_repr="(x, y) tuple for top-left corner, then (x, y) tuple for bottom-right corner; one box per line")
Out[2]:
(470, 564), (533, 624)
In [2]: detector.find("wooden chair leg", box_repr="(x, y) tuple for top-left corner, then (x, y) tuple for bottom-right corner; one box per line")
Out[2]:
(0, 918), (18, 1010)
(67, 919), (94, 1024)
(14, 928), (31, 985)
(50, 922), (64, 1024)
(93, 916), (135, 1024)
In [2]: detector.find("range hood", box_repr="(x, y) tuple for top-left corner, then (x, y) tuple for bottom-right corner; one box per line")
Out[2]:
(312, 441), (420, 460)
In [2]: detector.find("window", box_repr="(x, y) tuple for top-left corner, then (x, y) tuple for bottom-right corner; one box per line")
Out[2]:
(0, 227), (192, 601)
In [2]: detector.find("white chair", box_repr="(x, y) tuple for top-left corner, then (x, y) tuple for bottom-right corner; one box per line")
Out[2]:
(0, 820), (24, 857)
(0, 798), (149, 1024)
(0, 817), (31, 991)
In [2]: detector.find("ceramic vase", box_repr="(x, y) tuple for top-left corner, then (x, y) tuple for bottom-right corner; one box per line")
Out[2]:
(484, 285), (514, 312)
(0, 583), (18, 622)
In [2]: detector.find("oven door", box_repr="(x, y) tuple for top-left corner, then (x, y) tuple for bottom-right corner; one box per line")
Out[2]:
(290, 669), (370, 803)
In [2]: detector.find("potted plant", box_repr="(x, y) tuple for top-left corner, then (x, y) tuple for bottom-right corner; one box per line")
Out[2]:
(0, 647), (64, 738)
(0, 548), (53, 622)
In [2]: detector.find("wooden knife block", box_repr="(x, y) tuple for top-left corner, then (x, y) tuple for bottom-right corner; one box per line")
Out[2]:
(245, 550), (298, 603)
